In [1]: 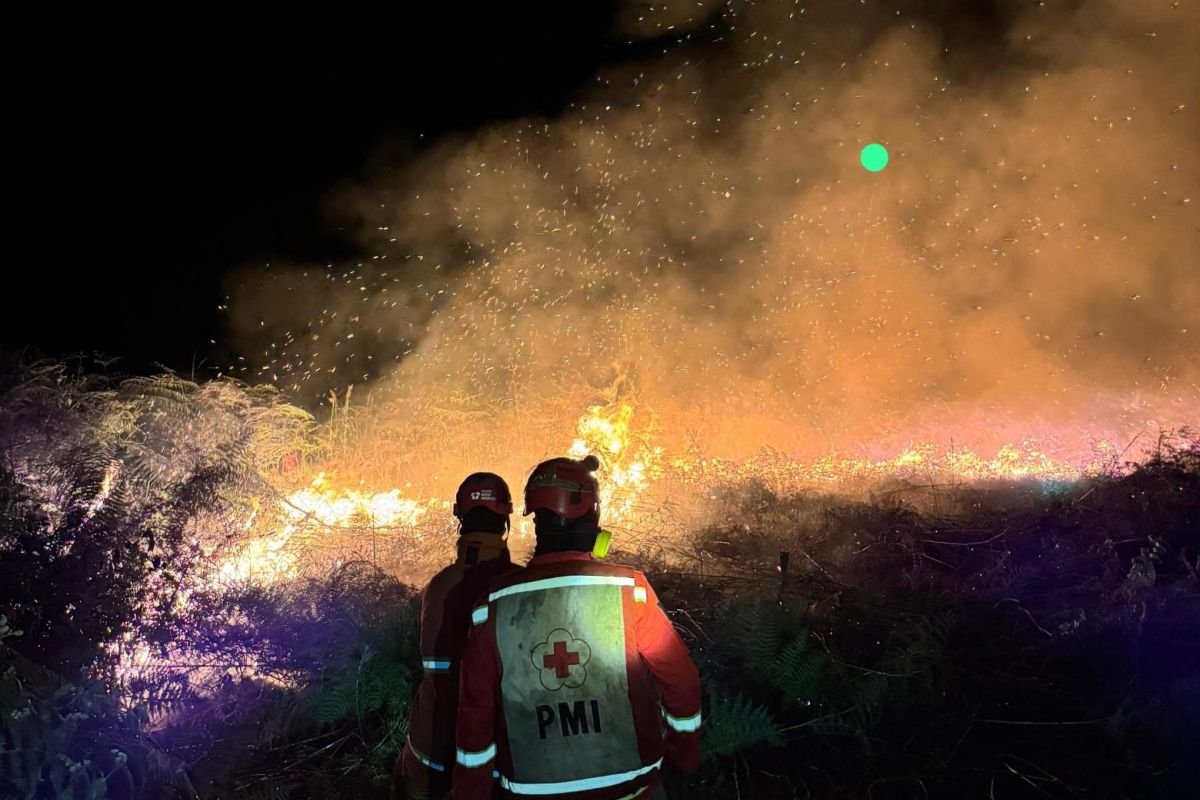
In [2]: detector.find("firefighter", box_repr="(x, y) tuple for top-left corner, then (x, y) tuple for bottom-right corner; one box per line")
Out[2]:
(393, 472), (517, 800)
(453, 455), (702, 799)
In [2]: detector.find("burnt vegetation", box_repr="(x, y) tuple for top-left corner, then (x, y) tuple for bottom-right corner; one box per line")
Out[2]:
(0, 363), (1196, 799)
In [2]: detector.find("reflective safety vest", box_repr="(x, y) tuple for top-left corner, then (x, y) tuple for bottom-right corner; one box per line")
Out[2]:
(453, 552), (702, 800)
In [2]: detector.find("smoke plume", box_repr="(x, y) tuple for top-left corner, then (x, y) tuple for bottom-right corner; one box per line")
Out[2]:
(226, 0), (1199, 490)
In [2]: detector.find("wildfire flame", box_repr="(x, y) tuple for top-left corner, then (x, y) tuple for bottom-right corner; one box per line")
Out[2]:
(216, 473), (444, 585)
(569, 402), (662, 526)
(284, 472), (434, 529)
(210, 398), (1137, 589)
(121, 397), (1164, 707)
(669, 439), (1121, 493)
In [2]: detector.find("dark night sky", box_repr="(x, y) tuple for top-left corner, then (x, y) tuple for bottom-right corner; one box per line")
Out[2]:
(7, 5), (644, 374)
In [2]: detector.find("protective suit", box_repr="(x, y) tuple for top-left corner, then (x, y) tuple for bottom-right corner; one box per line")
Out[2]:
(452, 457), (701, 799)
(394, 475), (516, 800)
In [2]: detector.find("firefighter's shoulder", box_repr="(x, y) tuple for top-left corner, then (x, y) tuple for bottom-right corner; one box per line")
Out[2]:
(423, 560), (468, 602)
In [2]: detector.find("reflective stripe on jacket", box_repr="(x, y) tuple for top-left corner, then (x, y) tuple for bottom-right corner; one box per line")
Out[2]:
(403, 532), (514, 777)
(453, 551), (702, 800)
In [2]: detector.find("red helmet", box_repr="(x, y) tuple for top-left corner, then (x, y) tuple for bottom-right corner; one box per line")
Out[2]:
(453, 472), (514, 518)
(524, 455), (601, 519)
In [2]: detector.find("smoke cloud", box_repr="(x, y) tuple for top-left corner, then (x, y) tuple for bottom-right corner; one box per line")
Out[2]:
(227, 0), (1199, 489)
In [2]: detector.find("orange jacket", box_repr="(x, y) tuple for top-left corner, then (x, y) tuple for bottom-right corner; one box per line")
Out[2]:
(404, 531), (515, 775)
(453, 552), (702, 800)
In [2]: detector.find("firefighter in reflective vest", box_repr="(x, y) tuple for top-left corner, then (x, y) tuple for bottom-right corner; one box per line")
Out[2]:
(453, 455), (702, 799)
(393, 473), (517, 800)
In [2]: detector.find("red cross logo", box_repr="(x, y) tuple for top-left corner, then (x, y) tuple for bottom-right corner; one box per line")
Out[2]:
(542, 640), (581, 678)
(531, 629), (591, 690)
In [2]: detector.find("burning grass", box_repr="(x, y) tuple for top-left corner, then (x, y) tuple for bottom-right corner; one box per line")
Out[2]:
(0, 362), (1196, 799)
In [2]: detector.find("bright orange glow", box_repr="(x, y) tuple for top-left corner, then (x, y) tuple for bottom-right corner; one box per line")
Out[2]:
(216, 473), (445, 584)
(569, 402), (662, 527)
(206, 401), (1141, 590)
(670, 439), (1117, 493)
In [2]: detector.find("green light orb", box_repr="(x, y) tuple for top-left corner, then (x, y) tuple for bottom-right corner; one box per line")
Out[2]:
(860, 143), (889, 172)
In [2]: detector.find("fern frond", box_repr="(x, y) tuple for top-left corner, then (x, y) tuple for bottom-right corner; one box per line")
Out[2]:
(771, 632), (827, 707)
(738, 602), (784, 671)
(702, 694), (781, 759)
(311, 681), (357, 728)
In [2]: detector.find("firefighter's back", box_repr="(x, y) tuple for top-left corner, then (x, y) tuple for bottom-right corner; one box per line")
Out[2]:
(407, 544), (514, 772)
(395, 473), (516, 800)
(474, 553), (668, 798)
